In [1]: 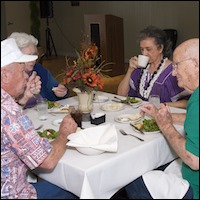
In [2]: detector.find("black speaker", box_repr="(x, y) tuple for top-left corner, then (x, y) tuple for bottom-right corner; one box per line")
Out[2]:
(71, 1), (80, 6)
(40, 1), (53, 18)
(91, 24), (100, 50)
(163, 29), (178, 50)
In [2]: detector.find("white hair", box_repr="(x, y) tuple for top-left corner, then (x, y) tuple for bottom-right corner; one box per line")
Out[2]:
(8, 32), (38, 49)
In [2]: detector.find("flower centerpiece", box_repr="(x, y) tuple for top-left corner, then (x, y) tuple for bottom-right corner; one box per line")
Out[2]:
(63, 44), (111, 93)
(63, 39), (112, 113)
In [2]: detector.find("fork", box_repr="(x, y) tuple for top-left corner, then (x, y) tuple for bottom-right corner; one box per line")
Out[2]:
(114, 96), (123, 101)
(119, 129), (144, 141)
(35, 124), (43, 130)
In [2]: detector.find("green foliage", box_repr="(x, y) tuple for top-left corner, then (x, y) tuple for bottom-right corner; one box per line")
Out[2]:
(29, 1), (40, 45)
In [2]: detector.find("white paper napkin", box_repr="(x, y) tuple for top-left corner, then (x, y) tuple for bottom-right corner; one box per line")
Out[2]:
(67, 124), (118, 152)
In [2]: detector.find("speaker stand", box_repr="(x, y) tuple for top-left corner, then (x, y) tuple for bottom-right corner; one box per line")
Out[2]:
(45, 17), (57, 57)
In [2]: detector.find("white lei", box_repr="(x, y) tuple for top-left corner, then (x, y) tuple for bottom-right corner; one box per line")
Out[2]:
(139, 57), (168, 99)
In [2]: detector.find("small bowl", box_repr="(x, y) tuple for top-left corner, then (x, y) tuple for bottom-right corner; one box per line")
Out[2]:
(76, 147), (105, 155)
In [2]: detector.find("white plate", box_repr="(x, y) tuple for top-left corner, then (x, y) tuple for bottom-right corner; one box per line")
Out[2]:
(123, 97), (143, 108)
(131, 125), (160, 134)
(143, 130), (160, 134)
(76, 147), (105, 155)
(48, 106), (69, 114)
(130, 120), (160, 134)
(100, 103), (125, 111)
(115, 113), (142, 123)
(93, 95), (109, 103)
(52, 119), (63, 126)
(130, 100), (143, 108)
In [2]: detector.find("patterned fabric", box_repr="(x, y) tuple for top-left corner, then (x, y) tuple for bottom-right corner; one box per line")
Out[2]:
(1, 88), (52, 199)
(128, 63), (190, 103)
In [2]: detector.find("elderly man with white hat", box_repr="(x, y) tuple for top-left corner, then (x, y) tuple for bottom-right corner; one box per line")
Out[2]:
(1, 38), (78, 199)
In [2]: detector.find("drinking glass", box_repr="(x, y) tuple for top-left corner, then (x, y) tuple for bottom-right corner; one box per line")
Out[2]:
(36, 98), (48, 120)
(149, 95), (160, 109)
(70, 106), (83, 128)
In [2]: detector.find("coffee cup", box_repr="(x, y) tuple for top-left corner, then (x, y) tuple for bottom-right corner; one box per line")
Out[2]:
(138, 55), (149, 68)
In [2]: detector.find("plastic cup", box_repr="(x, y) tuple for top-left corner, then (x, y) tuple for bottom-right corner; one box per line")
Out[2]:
(36, 98), (48, 120)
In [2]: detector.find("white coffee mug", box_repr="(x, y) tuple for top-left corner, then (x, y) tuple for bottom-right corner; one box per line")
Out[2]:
(138, 55), (149, 68)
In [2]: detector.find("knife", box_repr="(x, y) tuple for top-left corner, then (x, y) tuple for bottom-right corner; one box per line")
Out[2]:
(114, 96), (124, 101)
(129, 123), (145, 134)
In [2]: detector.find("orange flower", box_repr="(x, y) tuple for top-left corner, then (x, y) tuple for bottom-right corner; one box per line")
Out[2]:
(62, 41), (113, 92)
(83, 71), (98, 87)
(84, 44), (98, 60)
(65, 69), (73, 77)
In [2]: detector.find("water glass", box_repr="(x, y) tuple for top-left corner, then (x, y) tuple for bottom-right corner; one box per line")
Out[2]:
(149, 95), (160, 109)
(36, 98), (48, 120)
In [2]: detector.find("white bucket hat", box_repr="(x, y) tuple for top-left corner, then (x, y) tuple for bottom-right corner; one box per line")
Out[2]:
(1, 38), (38, 68)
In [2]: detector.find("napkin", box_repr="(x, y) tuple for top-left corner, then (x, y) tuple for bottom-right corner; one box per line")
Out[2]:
(142, 158), (189, 199)
(67, 124), (118, 152)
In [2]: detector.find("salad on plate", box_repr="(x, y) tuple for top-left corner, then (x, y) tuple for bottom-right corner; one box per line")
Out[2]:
(132, 118), (160, 133)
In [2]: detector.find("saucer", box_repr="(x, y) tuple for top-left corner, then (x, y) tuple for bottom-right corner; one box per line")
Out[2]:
(101, 103), (125, 111)
(93, 95), (109, 103)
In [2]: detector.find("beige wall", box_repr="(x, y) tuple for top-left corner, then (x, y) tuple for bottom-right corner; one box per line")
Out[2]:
(2, 1), (199, 63)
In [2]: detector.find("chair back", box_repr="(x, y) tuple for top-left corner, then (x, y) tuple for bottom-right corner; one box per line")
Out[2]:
(163, 29), (178, 50)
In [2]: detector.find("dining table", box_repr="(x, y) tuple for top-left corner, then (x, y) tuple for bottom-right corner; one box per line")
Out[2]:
(25, 91), (186, 199)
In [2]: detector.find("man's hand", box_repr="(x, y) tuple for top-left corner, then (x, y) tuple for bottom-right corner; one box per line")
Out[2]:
(58, 115), (77, 139)
(140, 103), (173, 133)
(17, 72), (41, 105)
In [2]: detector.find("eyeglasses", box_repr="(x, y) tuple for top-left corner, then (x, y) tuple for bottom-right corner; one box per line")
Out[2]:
(172, 58), (192, 70)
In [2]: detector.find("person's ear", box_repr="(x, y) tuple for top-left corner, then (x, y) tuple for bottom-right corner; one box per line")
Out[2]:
(192, 58), (199, 74)
(1, 68), (10, 84)
(159, 44), (164, 54)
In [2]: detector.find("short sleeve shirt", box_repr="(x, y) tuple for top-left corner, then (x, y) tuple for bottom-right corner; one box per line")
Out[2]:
(1, 88), (52, 199)
(182, 87), (199, 199)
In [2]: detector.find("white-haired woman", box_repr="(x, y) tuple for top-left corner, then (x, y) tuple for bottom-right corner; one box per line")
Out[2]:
(9, 32), (69, 108)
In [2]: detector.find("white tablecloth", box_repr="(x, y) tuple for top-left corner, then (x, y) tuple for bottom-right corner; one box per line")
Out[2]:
(25, 92), (186, 199)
